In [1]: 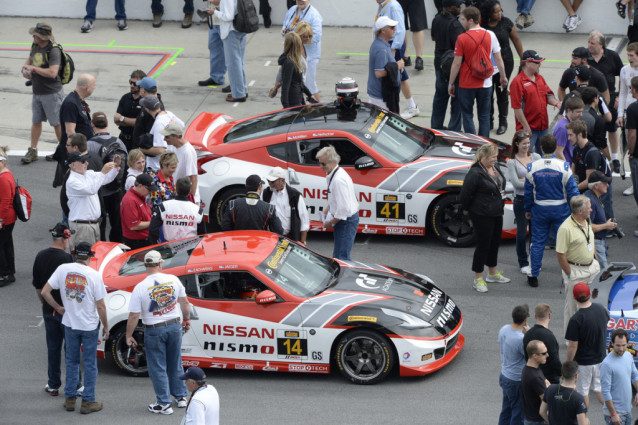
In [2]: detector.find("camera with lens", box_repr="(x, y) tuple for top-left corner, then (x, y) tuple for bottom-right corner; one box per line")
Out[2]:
(611, 218), (625, 239)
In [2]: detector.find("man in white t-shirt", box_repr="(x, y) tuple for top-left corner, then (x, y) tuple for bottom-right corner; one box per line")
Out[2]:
(41, 242), (108, 415)
(149, 177), (203, 244)
(179, 367), (220, 425)
(162, 120), (200, 203)
(139, 95), (185, 171)
(125, 250), (190, 415)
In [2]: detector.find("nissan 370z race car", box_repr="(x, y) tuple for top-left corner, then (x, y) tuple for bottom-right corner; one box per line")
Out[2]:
(186, 102), (515, 247)
(94, 231), (464, 384)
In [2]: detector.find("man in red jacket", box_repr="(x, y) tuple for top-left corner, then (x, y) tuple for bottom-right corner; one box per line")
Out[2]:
(120, 173), (156, 249)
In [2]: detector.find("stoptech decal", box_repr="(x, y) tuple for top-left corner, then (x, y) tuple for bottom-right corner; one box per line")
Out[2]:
(377, 159), (469, 193)
(288, 364), (330, 373)
(280, 292), (382, 328)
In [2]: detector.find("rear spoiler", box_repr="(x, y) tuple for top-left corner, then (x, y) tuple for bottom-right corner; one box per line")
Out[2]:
(184, 112), (232, 150)
(91, 242), (129, 274)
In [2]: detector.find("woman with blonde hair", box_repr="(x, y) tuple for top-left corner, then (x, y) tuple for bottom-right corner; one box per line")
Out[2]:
(150, 152), (178, 207)
(268, 21), (315, 100)
(279, 32), (314, 108)
(0, 146), (17, 286)
(459, 143), (510, 293)
(124, 149), (145, 191)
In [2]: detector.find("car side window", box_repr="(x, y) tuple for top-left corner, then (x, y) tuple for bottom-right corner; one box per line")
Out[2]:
(293, 138), (367, 166)
(185, 271), (272, 301)
(267, 143), (288, 162)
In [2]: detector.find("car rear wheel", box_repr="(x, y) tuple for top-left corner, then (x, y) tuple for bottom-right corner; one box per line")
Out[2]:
(429, 194), (476, 247)
(334, 330), (394, 385)
(209, 186), (246, 231)
(110, 325), (148, 377)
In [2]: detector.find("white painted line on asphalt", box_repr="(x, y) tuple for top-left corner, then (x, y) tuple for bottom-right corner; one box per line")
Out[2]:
(248, 80), (255, 87)
(9, 150), (55, 157)
(233, 102), (239, 107)
(264, 60), (271, 66)
(613, 172), (632, 177)
(29, 317), (44, 328)
(356, 236), (370, 245)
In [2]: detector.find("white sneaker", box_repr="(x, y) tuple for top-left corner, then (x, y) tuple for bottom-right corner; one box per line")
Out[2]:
(473, 277), (488, 293)
(520, 266), (531, 276)
(80, 20), (93, 33)
(566, 15), (582, 32)
(148, 403), (173, 415)
(562, 15), (570, 29)
(485, 271), (511, 283)
(400, 106), (420, 120)
(623, 186), (634, 196)
(176, 397), (187, 408)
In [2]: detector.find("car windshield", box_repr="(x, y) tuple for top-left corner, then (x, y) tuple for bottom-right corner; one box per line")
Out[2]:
(224, 109), (300, 143)
(119, 237), (202, 276)
(257, 238), (338, 297)
(361, 111), (431, 163)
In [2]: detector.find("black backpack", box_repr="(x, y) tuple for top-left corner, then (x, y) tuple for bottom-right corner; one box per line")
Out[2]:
(233, 0), (259, 34)
(99, 138), (128, 191)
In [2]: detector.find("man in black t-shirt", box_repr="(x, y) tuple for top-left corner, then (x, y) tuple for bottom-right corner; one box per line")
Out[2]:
(523, 304), (562, 384)
(114, 70), (145, 151)
(559, 47), (610, 106)
(522, 340), (549, 424)
(565, 282), (610, 408)
(540, 361), (589, 424)
(32, 223), (74, 397)
(579, 87), (608, 152)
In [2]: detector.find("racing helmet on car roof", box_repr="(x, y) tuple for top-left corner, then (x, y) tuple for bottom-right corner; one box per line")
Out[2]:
(335, 77), (358, 100)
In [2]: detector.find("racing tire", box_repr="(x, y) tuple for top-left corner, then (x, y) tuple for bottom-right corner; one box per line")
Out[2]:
(429, 194), (476, 248)
(109, 325), (148, 377)
(334, 329), (394, 385)
(209, 186), (246, 231)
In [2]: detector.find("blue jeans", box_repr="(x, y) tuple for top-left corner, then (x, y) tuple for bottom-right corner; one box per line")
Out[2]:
(85, 0), (126, 20)
(144, 322), (187, 404)
(44, 313), (65, 389)
(431, 68), (461, 131)
(516, 0), (536, 14)
(604, 413), (632, 425)
(523, 421), (544, 425)
(499, 374), (524, 425)
(64, 326), (99, 401)
(222, 30), (247, 98)
(602, 181), (614, 220)
(333, 213), (359, 261)
(208, 25), (226, 84)
(457, 86), (492, 137)
(151, 0), (193, 14)
(595, 238), (608, 270)
(631, 157), (638, 207)
(513, 196), (529, 268)
(530, 129), (548, 155)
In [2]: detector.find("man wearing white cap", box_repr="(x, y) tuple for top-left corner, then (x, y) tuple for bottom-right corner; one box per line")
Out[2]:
(262, 167), (309, 244)
(367, 16), (404, 112)
(162, 120), (199, 203)
(125, 250), (190, 415)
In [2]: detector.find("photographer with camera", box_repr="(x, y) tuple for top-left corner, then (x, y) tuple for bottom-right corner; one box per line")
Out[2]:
(583, 171), (619, 270)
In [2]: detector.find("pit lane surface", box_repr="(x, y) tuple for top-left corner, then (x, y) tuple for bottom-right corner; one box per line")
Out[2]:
(2, 157), (636, 425)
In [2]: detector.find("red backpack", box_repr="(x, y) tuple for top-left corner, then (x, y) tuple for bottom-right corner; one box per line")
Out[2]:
(13, 181), (32, 222)
(466, 30), (493, 80)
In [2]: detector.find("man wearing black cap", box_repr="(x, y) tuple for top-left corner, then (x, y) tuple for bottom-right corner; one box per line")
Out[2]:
(221, 175), (284, 234)
(583, 171), (618, 269)
(559, 47), (610, 106)
(21, 22), (64, 165)
(120, 173), (156, 249)
(32, 223), (74, 396)
(41, 242), (109, 414)
(66, 152), (119, 247)
(179, 367), (220, 425)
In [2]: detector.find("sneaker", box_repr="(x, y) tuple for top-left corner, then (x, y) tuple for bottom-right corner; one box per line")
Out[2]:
(44, 384), (59, 396)
(45, 154), (55, 162)
(198, 78), (222, 87)
(80, 401), (103, 414)
(527, 276), (539, 287)
(612, 159), (621, 174)
(624, 186), (634, 196)
(76, 385), (84, 397)
(222, 85), (231, 93)
(117, 19), (128, 31)
(400, 106), (420, 120)
(515, 14), (526, 29)
(562, 14), (570, 29)
(485, 271), (511, 283)
(64, 397), (76, 412)
(182, 13), (193, 28)
(80, 20), (93, 33)
(473, 277), (488, 293)
(565, 14), (582, 32)
(152, 13), (163, 28)
(21, 147), (38, 164)
(520, 265), (531, 276)
(148, 403), (173, 415)
(523, 14), (534, 28)
(176, 397), (187, 408)
(403, 56), (411, 67)
(415, 56), (424, 71)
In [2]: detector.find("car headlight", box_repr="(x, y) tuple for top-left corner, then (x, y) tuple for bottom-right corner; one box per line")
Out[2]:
(381, 308), (431, 329)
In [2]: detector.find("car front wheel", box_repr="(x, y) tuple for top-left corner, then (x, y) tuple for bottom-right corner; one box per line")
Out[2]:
(334, 329), (394, 384)
(429, 194), (476, 247)
(109, 325), (148, 377)
(209, 186), (246, 231)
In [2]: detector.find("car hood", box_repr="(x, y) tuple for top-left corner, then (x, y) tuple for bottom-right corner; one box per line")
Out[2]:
(426, 129), (512, 162)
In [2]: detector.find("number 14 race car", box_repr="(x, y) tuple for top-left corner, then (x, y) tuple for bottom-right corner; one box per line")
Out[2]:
(94, 231), (464, 384)
(186, 102), (516, 247)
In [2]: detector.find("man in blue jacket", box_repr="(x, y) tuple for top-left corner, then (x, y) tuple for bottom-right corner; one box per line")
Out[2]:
(525, 134), (580, 287)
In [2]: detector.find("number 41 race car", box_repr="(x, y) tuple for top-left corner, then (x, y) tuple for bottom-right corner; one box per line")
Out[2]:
(94, 231), (464, 384)
(186, 102), (516, 247)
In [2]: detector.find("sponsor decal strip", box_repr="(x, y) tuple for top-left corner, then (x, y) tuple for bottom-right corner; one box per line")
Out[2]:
(279, 292), (354, 326)
(399, 160), (469, 192)
(301, 294), (384, 328)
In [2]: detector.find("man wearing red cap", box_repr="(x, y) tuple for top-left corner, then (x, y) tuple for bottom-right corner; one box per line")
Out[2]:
(565, 281), (609, 408)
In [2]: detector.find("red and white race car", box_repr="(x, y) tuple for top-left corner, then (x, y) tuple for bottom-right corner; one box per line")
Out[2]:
(95, 231), (464, 384)
(186, 102), (515, 247)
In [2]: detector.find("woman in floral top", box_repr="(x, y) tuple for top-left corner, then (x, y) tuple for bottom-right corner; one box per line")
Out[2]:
(149, 152), (178, 207)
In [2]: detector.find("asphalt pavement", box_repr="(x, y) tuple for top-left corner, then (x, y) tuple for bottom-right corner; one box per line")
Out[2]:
(0, 15), (637, 425)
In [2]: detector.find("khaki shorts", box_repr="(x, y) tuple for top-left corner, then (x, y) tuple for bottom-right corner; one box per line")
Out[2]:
(576, 363), (601, 395)
(32, 90), (64, 126)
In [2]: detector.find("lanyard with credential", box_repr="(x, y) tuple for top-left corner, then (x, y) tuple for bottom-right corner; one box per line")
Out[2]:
(327, 167), (339, 194)
(570, 217), (591, 245)
(286, 5), (311, 32)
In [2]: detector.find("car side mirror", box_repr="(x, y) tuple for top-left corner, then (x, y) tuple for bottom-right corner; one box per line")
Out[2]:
(354, 156), (376, 170)
(255, 290), (277, 305)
